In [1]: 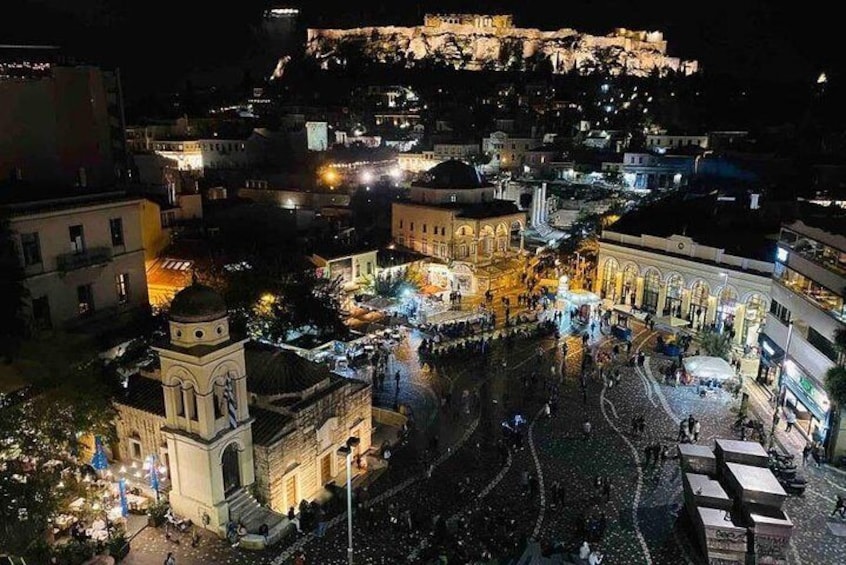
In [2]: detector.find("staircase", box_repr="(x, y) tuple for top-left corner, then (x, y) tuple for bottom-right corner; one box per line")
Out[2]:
(226, 488), (285, 535)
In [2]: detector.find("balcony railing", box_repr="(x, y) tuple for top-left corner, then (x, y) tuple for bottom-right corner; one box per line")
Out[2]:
(56, 247), (112, 272)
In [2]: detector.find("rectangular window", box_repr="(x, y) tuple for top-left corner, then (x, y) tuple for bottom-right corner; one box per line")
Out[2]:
(69, 225), (85, 254)
(32, 296), (51, 330)
(366, 262), (372, 275)
(769, 299), (791, 324)
(423, 224), (427, 234)
(115, 273), (130, 304)
(808, 327), (838, 362)
(399, 219), (404, 229)
(20, 232), (42, 266)
(129, 439), (142, 461)
(110, 217), (124, 247)
(77, 284), (94, 316)
(410, 222), (414, 231)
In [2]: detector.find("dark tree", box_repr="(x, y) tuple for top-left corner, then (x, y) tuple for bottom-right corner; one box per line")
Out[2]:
(0, 210), (28, 362)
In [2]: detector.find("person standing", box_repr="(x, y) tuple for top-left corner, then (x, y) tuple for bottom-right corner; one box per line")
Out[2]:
(164, 553), (176, 565)
(693, 420), (701, 443)
(394, 370), (401, 389)
(784, 409), (797, 432)
(582, 420), (592, 440)
(802, 443), (813, 467)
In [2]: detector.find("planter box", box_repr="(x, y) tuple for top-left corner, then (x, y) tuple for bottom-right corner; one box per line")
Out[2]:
(715, 439), (769, 469)
(679, 444), (717, 475)
(696, 506), (747, 564)
(724, 463), (787, 510)
(683, 473), (732, 520)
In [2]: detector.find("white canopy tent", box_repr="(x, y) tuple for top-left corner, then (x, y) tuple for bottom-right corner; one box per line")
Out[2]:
(683, 355), (736, 381)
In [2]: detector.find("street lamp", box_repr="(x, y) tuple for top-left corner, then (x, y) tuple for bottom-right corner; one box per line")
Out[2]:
(337, 436), (360, 565)
(769, 321), (793, 448)
(718, 272), (729, 332)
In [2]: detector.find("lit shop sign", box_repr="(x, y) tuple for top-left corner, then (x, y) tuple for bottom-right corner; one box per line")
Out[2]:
(776, 248), (788, 262)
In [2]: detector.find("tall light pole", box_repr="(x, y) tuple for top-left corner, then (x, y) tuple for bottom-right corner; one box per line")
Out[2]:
(337, 436), (360, 565)
(769, 321), (793, 448)
(718, 272), (729, 333)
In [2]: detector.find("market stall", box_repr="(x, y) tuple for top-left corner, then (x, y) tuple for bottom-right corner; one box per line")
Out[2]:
(683, 355), (737, 385)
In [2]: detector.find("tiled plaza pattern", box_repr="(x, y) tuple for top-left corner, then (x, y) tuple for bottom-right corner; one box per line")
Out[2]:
(125, 319), (846, 564)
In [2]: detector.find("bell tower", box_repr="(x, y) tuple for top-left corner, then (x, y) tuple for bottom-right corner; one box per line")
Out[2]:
(154, 283), (254, 531)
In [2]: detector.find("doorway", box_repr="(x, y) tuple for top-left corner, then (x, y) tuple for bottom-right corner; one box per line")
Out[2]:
(222, 443), (241, 495)
(320, 453), (332, 485)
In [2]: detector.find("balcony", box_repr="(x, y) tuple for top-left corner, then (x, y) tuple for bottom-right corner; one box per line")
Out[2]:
(56, 247), (112, 273)
(763, 313), (835, 381)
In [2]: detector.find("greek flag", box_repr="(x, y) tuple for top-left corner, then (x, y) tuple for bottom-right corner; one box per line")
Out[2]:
(224, 374), (238, 429)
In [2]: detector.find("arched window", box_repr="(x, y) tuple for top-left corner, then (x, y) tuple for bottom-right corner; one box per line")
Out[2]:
(185, 385), (199, 422)
(214, 381), (225, 419)
(601, 258), (619, 300)
(689, 280), (710, 322)
(664, 274), (684, 316)
(173, 381), (185, 417)
(642, 269), (661, 313)
(622, 264), (639, 305)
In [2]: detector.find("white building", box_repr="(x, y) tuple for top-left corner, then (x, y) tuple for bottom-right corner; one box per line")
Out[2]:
(482, 131), (539, 173)
(596, 231), (772, 345)
(759, 212), (846, 458)
(7, 190), (149, 330)
(622, 152), (695, 190)
(646, 134), (709, 150)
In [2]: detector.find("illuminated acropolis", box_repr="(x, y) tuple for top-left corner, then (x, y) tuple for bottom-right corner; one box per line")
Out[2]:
(306, 13), (698, 76)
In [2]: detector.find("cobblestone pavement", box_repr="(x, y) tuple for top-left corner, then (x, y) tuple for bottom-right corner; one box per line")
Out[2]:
(124, 314), (846, 565)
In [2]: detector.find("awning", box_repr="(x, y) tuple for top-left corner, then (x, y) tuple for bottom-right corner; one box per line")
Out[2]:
(758, 334), (784, 364)
(683, 355), (736, 381)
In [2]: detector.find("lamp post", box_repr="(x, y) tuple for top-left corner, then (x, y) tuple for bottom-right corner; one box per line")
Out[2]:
(769, 321), (793, 448)
(337, 436), (360, 565)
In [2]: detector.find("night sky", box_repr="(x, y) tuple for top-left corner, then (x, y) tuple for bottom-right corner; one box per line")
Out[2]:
(3, 0), (840, 94)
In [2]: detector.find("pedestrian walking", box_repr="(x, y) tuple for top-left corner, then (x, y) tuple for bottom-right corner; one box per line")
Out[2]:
(832, 495), (846, 518)
(164, 552), (176, 565)
(693, 420), (701, 443)
(802, 443), (813, 467)
(785, 409), (797, 433)
(544, 402), (551, 418)
(394, 370), (401, 389)
(582, 419), (592, 440)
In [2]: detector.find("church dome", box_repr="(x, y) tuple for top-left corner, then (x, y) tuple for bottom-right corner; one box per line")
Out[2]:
(412, 160), (491, 189)
(169, 283), (227, 323)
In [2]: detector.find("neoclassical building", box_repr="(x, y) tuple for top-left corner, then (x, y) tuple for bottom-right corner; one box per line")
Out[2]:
(392, 160), (526, 293)
(596, 230), (774, 346)
(113, 284), (371, 544)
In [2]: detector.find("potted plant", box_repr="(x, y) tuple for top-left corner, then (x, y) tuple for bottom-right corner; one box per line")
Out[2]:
(147, 499), (169, 527)
(107, 526), (131, 560)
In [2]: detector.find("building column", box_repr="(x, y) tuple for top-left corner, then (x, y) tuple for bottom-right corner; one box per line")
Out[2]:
(540, 182), (548, 224)
(634, 277), (645, 309)
(681, 289), (691, 318)
(733, 303), (746, 345)
(614, 272), (623, 303)
(706, 295), (718, 326)
(657, 282), (668, 316)
(594, 264), (604, 294)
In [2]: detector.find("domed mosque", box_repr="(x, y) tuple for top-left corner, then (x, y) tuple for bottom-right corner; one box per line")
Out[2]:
(112, 283), (372, 547)
(393, 159), (527, 293)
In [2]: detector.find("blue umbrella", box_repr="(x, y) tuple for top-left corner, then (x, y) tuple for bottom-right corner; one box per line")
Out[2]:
(148, 455), (160, 501)
(90, 436), (108, 471)
(118, 478), (128, 517)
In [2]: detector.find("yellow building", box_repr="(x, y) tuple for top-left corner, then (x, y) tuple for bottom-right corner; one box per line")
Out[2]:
(392, 160), (526, 293)
(114, 284), (372, 547)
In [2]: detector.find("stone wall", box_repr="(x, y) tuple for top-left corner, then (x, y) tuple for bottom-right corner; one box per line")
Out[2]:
(114, 404), (167, 464)
(254, 382), (372, 513)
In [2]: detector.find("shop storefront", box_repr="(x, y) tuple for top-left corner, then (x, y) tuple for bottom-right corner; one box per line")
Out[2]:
(779, 359), (832, 445)
(756, 334), (784, 393)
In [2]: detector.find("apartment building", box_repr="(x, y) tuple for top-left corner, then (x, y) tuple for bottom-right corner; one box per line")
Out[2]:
(6, 190), (148, 330)
(759, 209), (846, 458)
